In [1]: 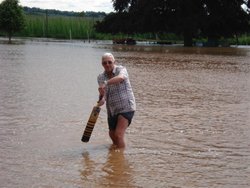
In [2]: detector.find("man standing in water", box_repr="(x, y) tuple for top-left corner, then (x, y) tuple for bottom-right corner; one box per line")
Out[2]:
(97, 53), (136, 149)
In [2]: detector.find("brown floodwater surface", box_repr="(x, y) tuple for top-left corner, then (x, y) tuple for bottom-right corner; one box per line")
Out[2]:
(0, 39), (250, 187)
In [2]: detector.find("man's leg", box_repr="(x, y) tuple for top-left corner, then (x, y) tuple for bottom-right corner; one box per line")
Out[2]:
(109, 130), (116, 145)
(114, 115), (129, 148)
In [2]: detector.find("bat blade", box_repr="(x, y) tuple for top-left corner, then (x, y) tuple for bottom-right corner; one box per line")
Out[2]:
(81, 105), (101, 142)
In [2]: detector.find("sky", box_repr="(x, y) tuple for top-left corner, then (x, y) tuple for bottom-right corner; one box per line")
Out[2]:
(0, 0), (114, 13)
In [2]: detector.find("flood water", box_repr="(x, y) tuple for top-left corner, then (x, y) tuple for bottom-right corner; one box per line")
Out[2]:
(0, 38), (250, 188)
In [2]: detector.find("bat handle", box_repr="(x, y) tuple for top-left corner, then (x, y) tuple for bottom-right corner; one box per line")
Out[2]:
(98, 95), (103, 101)
(97, 95), (104, 106)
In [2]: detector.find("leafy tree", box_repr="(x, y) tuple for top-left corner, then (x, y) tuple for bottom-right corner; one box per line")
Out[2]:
(112, 0), (133, 12)
(97, 0), (250, 46)
(201, 0), (250, 44)
(95, 12), (132, 34)
(0, 0), (25, 43)
(160, 0), (205, 46)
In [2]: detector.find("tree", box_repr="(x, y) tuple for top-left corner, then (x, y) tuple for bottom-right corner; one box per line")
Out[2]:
(201, 0), (250, 45)
(97, 0), (250, 46)
(0, 0), (25, 43)
(95, 12), (133, 34)
(162, 0), (205, 46)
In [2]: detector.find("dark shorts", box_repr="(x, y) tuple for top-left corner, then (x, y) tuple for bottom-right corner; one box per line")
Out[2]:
(108, 111), (135, 131)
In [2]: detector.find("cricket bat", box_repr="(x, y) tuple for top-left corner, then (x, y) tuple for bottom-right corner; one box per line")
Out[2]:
(81, 102), (101, 142)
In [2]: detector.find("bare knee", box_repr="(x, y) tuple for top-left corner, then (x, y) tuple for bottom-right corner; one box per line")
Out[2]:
(114, 131), (123, 140)
(110, 131), (122, 142)
(109, 115), (129, 148)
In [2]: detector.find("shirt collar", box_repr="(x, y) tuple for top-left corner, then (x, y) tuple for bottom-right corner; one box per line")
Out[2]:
(104, 65), (117, 76)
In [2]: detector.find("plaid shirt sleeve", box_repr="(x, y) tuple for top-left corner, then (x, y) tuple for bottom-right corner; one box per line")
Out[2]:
(97, 73), (106, 86)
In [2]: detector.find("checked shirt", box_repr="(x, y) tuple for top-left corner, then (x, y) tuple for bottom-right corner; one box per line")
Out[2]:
(97, 65), (136, 116)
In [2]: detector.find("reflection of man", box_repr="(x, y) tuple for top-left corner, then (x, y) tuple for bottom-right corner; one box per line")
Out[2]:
(102, 149), (133, 186)
(81, 147), (134, 187)
(97, 53), (136, 149)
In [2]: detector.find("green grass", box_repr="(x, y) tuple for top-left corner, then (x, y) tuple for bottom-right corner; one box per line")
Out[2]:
(236, 33), (250, 45)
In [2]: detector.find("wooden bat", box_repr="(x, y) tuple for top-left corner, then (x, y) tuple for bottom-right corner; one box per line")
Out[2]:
(81, 102), (101, 142)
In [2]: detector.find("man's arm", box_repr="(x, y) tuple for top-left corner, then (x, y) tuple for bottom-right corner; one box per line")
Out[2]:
(105, 66), (128, 85)
(105, 74), (125, 85)
(97, 75), (124, 106)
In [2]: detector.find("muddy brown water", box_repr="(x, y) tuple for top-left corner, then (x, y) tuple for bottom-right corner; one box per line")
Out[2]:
(0, 39), (250, 187)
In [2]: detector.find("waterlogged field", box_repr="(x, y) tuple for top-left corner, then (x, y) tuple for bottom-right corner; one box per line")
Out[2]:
(0, 39), (250, 187)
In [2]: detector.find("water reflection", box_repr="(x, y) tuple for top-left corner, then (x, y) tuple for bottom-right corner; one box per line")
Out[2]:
(101, 148), (134, 187)
(81, 146), (135, 187)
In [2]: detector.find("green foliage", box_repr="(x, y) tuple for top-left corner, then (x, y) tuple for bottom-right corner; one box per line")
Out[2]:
(0, 0), (25, 42)
(95, 12), (131, 34)
(1, 3), (249, 46)
(200, 1), (250, 39)
(97, 0), (250, 46)
(237, 33), (250, 45)
(18, 14), (98, 39)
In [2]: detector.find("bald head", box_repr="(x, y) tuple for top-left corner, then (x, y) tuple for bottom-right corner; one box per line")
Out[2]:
(102, 53), (115, 62)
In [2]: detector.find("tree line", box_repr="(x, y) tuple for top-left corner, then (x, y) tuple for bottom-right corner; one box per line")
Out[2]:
(23, 6), (107, 18)
(1, 0), (250, 46)
(95, 0), (250, 46)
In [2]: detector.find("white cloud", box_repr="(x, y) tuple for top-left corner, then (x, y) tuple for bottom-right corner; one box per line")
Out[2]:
(0, 0), (114, 13)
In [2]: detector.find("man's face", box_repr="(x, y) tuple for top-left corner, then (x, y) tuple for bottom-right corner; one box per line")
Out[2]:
(102, 56), (115, 73)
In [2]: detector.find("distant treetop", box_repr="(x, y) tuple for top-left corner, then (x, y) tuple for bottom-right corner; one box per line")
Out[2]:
(23, 6), (107, 18)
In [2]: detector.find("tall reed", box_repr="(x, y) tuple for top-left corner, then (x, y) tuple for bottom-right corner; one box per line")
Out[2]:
(19, 14), (97, 39)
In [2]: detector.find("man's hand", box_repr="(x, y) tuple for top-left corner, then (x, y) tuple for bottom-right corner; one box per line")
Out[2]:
(98, 84), (106, 96)
(98, 83), (106, 106)
(98, 97), (105, 106)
